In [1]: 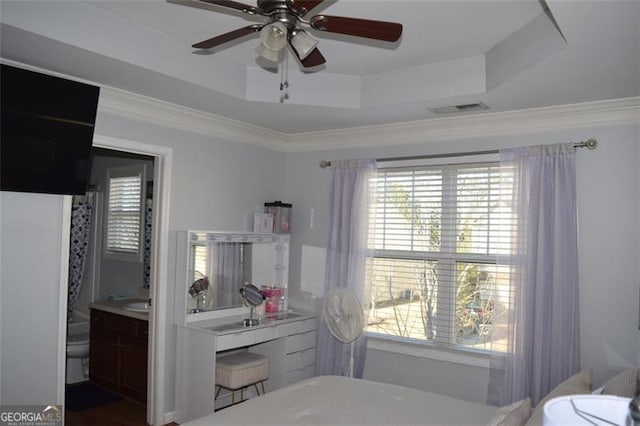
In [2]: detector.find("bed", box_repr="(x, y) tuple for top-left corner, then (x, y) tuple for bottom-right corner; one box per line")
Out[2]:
(182, 368), (636, 425)
(182, 375), (500, 425)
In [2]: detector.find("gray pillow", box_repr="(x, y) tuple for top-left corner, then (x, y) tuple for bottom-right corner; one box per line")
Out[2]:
(602, 368), (639, 398)
(525, 370), (592, 426)
(487, 398), (532, 426)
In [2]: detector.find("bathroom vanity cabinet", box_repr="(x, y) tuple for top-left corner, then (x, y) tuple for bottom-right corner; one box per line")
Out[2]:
(89, 308), (148, 403)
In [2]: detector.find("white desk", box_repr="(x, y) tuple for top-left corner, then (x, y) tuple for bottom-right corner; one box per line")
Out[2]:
(175, 312), (317, 424)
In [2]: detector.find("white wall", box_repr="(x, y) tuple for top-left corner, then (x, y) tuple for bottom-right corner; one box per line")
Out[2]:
(93, 111), (286, 414)
(0, 192), (67, 404)
(0, 110), (286, 412)
(637, 132), (640, 368)
(284, 124), (640, 403)
(576, 132), (640, 385)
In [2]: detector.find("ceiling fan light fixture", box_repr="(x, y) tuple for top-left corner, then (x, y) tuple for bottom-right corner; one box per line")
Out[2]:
(255, 43), (281, 62)
(260, 22), (288, 51)
(290, 29), (318, 60)
(183, 0), (403, 70)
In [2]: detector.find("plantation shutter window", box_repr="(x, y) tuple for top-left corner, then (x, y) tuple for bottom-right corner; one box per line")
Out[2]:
(105, 165), (146, 261)
(366, 161), (513, 352)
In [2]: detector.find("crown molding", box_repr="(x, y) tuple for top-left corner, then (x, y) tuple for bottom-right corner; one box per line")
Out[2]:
(98, 86), (287, 151)
(99, 84), (638, 153)
(282, 97), (640, 152)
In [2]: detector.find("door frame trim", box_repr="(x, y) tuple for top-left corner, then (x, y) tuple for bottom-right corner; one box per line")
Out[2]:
(57, 134), (172, 425)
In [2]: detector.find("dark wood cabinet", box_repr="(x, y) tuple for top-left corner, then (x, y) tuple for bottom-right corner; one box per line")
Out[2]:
(89, 309), (148, 403)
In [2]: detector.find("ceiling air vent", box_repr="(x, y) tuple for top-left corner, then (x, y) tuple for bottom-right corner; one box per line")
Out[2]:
(430, 102), (489, 115)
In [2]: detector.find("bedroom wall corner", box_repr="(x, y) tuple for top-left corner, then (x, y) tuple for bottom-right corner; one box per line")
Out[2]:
(283, 122), (640, 401)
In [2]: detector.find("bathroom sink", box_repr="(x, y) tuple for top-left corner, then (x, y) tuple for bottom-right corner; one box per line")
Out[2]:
(123, 301), (150, 312)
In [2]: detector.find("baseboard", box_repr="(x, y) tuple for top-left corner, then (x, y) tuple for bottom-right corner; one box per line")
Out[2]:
(163, 411), (175, 425)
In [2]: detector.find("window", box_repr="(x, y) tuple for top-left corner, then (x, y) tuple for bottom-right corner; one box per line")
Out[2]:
(366, 162), (512, 352)
(104, 165), (146, 261)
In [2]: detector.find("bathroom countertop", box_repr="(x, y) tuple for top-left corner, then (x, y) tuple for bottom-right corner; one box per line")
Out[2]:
(89, 299), (149, 321)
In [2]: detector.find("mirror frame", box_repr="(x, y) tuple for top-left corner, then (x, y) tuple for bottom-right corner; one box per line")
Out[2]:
(175, 231), (289, 324)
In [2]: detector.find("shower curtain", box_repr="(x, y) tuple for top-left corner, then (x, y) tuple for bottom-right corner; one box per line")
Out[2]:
(67, 192), (95, 319)
(143, 198), (153, 288)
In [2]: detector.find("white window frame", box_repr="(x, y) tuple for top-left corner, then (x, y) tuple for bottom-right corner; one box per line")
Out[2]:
(103, 164), (147, 262)
(365, 154), (504, 362)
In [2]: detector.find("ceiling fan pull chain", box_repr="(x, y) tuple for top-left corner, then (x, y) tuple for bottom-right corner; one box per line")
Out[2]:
(280, 52), (290, 102)
(284, 53), (290, 89)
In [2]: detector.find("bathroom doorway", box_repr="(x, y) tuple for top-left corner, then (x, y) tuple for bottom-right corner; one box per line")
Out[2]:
(65, 147), (154, 389)
(59, 135), (172, 426)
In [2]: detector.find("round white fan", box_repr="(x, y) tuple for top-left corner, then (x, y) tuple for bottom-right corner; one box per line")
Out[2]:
(323, 287), (365, 378)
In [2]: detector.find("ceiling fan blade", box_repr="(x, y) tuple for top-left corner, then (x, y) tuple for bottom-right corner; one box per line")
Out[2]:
(300, 48), (326, 67)
(192, 24), (263, 49)
(310, 15), (403, 42)
(195, 0), (262, 15)
(288, 0), (325, 16)
(289, 40), (326, 68)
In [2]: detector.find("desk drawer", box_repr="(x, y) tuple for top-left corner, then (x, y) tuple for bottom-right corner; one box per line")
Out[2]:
(285, 364), (315, 385)
(285, 347), (316, 372)
(216, 330), (254, 351)
(274, 318), (316, 338)
(274, 321), (300, 337)
(297, 318), (316, 334)
(253, 326), (277, 344)
(285, 331), (316, 354)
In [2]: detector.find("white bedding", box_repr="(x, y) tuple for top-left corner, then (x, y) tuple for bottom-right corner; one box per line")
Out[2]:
(183, 375), (498, 425)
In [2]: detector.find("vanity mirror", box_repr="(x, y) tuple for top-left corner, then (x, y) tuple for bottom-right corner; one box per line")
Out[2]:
(176, 231), (289, 324)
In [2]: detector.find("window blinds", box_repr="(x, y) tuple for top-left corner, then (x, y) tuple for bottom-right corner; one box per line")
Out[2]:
(367, 163), (512, 351)
(106, 174), (143, 255)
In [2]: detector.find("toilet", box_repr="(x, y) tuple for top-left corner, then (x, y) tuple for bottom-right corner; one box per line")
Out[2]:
(66, 332), (90, 384)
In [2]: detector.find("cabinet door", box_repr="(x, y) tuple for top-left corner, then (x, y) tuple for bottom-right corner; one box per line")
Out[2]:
(119, 336), (148, 403)
(89, 330), (119, 390)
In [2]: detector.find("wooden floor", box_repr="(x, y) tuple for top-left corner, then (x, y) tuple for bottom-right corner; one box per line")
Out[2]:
(65, 399), (178, 426)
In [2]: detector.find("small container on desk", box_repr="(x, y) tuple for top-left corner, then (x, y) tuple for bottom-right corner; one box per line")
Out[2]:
(264, 201), (291, 234)
(261, 286), (283, 313)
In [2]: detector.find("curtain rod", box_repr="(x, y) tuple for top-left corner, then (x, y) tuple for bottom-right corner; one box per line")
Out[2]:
(318, 138), (598, 169)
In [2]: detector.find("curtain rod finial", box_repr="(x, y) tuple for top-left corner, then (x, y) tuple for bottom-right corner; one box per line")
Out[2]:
(319, 160), (331, 169)
(584, 138), (598, 150)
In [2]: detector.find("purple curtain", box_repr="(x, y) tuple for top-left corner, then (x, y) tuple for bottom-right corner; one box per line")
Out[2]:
(316, 159), (376, 378)
(488, 143), (580, 406)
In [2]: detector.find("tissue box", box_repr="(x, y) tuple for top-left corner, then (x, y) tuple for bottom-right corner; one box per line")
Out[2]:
(253, 213), (273, 233)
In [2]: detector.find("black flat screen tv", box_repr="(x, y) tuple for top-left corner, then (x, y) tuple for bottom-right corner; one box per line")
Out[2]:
(1, 64), (100, 195)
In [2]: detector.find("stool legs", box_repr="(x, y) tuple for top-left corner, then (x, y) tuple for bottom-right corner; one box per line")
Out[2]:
(214, 380), (267, 408)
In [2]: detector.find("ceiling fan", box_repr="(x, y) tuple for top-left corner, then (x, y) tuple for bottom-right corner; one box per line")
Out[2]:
(184, 0), (403, 69)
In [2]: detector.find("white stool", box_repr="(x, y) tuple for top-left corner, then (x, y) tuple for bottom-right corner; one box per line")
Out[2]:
(215, 352), (269, 407)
